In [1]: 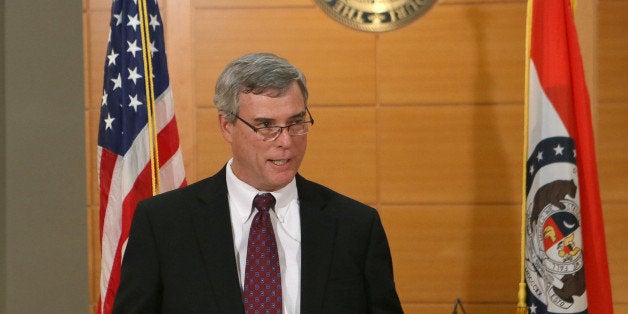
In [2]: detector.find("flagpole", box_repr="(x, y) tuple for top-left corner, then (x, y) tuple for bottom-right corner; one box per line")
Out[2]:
(138, 0), (161, 195)
(517, 0), (534, 313)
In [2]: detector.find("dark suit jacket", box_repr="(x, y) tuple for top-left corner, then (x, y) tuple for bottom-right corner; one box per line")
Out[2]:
(113, 167), (403, 313)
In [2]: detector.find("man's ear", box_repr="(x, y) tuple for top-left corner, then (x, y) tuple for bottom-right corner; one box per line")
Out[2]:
(218, 113), (233, 143)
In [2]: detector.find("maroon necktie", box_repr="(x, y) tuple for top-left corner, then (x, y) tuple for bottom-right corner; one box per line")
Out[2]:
(242, 193), (282, 313)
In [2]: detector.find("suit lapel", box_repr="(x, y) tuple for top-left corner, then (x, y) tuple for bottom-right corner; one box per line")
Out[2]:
(191, 168), (245, 314)
(297, 175), (337, 313)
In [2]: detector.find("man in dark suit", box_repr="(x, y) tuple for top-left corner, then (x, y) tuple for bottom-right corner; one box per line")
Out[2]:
(113, 53), (403, 313)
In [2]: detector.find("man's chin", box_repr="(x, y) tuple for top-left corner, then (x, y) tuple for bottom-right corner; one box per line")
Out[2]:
(263, 173), (297, 191)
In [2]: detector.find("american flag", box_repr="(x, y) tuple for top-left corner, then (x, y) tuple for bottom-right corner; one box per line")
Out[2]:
(97, 0), (186, 313)
(522, 0), (612, 313)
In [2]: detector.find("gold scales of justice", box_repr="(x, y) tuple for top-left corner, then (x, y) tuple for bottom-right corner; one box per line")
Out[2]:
(313, 0), (437, 32)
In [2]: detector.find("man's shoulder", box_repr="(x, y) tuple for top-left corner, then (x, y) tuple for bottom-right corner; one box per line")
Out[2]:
(140, 167), (227, 207)
(296, 174), (375, 213)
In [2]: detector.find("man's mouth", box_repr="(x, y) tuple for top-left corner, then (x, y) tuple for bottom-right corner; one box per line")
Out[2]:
(270, 159), (288, 166)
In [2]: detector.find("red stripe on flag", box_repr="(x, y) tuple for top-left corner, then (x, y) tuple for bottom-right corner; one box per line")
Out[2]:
(101, 160), (154, 313)
(530, 0), (576, 137)
(563, 1), (613, 312)
(157, 117), (181, 167)
(99, 148), (118, 239)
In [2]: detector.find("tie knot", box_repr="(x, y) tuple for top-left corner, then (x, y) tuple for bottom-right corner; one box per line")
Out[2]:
(253, 193), (276, 213)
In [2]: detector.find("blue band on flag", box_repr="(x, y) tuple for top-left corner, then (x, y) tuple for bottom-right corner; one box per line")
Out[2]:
(527, 137), (576, 193)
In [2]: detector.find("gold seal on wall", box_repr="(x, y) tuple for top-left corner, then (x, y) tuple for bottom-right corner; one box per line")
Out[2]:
(314, 0), (437, 32)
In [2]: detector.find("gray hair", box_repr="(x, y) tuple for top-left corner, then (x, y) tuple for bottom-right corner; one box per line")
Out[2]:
(214, 52), (308, 122)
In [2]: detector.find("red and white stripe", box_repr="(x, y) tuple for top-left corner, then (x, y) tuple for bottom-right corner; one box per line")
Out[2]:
(98, 86), (186, 313)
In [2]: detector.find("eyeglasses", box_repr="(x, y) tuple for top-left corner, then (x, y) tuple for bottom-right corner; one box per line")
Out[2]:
(230, 107), (315, 141)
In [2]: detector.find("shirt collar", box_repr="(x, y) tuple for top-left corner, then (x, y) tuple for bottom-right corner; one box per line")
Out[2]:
(225, 159), (297, 224)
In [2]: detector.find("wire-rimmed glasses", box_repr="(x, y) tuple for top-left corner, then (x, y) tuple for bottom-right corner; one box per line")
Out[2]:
(230, 107), (314, 141)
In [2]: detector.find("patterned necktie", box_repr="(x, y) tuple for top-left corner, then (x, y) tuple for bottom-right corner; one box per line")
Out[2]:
(243, 193), (282, 313)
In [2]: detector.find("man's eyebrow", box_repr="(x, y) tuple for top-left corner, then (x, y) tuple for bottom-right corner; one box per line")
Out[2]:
(252, 110), (306, 123)
(251, 117), (274, 124)
(290, 110), (307, 119)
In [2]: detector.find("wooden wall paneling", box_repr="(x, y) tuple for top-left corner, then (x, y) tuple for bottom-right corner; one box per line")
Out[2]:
(402, 303), (518, 314)
(84, 0), (170, 10)
(192, 0), (312, 8)
(85, 8), (108, 217)
(84, 5), (100, 314)
(87, 0), (110, 11)
(599, 0), (628, 103)
(86, 11), (109, 112)
(598, 1), (628, 306)
(84, 112), (94, 208)
(597, 103), (628, 202)
(86, 110), (100, 214)
(83, 9), (92, 111)
(298, 107), (378, 204)
(196, 108), (233, 179)
(377, 2), (527, 105)
(380, 204), (520, 304)
(615, 305), (628, 313)
(573, 0), (597, 110)
(378, 104), (523, 204)
(163, 0), (197, 182)
(192, 7), (377, 108)
(604, 203), (628, 304)
(439, 0), (525, 3)
(85, 4), (108, 313)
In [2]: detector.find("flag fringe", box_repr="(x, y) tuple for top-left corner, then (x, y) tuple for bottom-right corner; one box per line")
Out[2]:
(516, 282), (528, 314)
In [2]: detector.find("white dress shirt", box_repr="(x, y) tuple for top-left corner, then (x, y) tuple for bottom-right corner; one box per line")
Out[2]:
(226, 159), (302, 314)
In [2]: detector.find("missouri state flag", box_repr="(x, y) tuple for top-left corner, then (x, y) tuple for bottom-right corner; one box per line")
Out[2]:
(523, 0), (613, 313)
(97, 0), (186, 313)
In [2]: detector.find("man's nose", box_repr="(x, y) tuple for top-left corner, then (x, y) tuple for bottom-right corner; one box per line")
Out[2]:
(274, 127), (293, 146)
